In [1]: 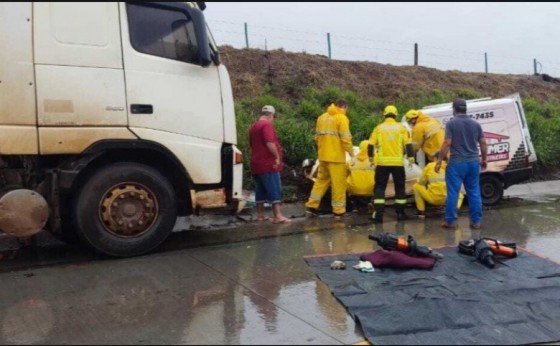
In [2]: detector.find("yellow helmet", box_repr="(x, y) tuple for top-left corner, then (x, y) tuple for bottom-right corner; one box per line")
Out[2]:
(383, 105), (398, 117)
(405, 109), (419, 121)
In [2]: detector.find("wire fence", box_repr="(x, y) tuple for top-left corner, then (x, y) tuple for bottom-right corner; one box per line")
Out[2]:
(208, 19), (560, 77)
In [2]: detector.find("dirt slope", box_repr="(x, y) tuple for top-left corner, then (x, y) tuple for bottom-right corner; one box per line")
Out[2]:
(220, 45), (560, 103)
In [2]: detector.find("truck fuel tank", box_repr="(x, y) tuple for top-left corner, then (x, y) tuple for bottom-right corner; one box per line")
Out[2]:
(0, 189), (49, 237)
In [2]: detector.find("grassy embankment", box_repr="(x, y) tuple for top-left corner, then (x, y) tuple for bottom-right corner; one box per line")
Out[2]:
(236, 86), (560, 200)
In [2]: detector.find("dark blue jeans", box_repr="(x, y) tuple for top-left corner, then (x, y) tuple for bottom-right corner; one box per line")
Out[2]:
(445, 161), (482, 225)
(254, 172), (282, 204)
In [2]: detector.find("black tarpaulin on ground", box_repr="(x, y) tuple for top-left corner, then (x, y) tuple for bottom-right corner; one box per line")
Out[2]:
(304, 247), (560, 345)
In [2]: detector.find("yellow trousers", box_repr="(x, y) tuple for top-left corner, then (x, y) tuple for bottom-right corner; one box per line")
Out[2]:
(413, 183), (464, 212)
(306, 161), (347, 215)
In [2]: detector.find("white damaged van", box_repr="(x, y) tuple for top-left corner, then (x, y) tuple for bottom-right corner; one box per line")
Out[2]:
(417, 93), (537, 206)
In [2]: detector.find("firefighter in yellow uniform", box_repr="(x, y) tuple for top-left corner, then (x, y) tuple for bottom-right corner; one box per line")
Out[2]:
(346, 140), (375, 212)
(413, 153), (464, 218)
(305, 99), (355, 219)
(368, 105), (415, 223)
(404, 109), (445, 162)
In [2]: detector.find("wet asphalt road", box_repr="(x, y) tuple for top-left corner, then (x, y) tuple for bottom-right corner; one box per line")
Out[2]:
(1, 191), (560, 344)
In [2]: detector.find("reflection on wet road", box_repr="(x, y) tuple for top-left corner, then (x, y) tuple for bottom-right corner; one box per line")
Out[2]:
(0, 196), (559, 344)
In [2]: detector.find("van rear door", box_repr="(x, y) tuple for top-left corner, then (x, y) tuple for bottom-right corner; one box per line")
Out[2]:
(508, 93), (537, 164)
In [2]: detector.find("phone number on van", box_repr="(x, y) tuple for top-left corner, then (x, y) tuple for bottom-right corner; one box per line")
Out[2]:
(468, 111), (494, 120)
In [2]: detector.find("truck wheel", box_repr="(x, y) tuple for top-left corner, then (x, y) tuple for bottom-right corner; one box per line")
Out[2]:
(74, 162), (177, 257)
(480, 175), (503, 206)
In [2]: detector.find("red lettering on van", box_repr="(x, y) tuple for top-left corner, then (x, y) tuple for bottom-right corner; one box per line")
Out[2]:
(488, 153), (509, 161)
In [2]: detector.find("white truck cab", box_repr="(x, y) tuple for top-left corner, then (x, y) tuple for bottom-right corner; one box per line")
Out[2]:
(418, 93), (537, 205)
(0, 2), (243, 256)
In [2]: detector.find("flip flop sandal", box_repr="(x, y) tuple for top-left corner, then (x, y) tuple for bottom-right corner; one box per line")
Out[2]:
(272, 218), (292, 224)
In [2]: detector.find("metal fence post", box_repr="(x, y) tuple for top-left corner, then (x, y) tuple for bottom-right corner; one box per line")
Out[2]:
(484, 52), (488, 73)
(414, 43), (418, 66)
(244, 22), (249, 48)
(327, 33), (332, 59)
(534, 59), (538, 75)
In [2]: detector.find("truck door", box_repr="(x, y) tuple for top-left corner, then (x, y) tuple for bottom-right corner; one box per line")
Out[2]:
(120, 2), (225, 184)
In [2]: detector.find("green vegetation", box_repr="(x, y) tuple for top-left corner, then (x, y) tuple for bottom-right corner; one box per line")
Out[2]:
(524, 97), (560, 166)
(237, 86), (560, 188)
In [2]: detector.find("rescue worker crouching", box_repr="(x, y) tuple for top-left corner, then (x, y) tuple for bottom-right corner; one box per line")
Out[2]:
(413, 152), (464, 219)
(346, 140), (375, 212)
(404, 109), (445, 163)
(368, 105), (415, 223)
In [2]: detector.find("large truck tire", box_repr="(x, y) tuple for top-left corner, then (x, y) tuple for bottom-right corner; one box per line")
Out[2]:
(74, 162), (177, 257)
(480, 174), (503, 206)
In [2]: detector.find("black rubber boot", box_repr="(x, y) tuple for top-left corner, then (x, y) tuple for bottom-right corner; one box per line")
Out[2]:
(371, 206), (384, 223)
(396, 206), (407, 221)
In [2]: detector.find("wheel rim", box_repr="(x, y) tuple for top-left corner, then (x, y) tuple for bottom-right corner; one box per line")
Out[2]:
(99, 183), (159, 238)
(482, 183), (495, 199)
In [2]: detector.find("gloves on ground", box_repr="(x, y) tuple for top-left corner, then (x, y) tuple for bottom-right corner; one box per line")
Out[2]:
(352, 260), (375, 273)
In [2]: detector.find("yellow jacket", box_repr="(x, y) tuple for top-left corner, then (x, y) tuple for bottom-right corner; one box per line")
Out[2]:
(411, 112), (444, 160)
(369, 118), (411, 166)
(347, 141), (375, 196)
(418, 161), (447, 198)
(315, 104), (354, 163)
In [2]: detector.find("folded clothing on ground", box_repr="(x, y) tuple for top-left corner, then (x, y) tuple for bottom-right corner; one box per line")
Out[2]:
(360, 249), (436, 269)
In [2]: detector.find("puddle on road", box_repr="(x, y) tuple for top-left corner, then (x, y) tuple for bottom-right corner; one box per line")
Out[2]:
(2, 194), (560, 269)
(340, 196), (560, 262)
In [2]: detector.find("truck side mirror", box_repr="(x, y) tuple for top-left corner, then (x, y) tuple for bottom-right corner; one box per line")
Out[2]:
(187, 8), (212, 67)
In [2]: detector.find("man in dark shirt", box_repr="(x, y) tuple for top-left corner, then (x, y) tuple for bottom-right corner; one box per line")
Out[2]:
(249, 105), (291, 224)
(435, 99), (488, 229)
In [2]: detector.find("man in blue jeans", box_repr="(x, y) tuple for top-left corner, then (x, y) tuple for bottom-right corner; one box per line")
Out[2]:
(249, 105), (292, 224)
(435, 99), (488, 229)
